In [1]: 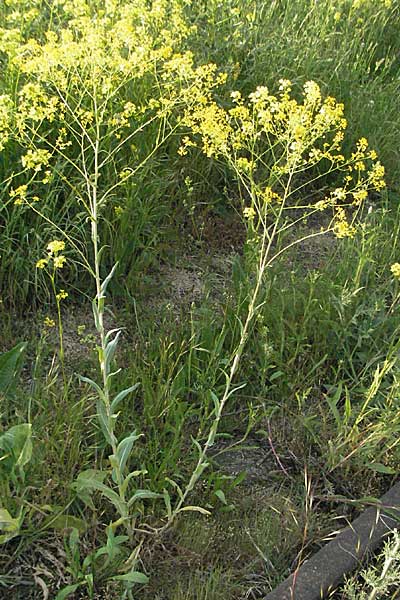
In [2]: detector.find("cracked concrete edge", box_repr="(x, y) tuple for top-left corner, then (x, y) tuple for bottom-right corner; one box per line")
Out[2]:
(264, 481), (400, 600)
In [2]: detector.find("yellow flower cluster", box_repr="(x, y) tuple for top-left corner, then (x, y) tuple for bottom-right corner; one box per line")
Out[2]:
(180, 79), (385, 239)
(0, 0), (225, 218)
(181, 80), (350, 167)
(56, 289), (68, 301)
(368, 162), (386, 191)
(47, 240), (65, 254)
(243, 206), (256, 220)
(44, 316), (56, 328)
(10, 184), (28, 206)
(3, 0), (193, 105)
(0, 94), (12, 151)
(17, 83), (60, 131)
(21, 148), (51, 171)
(391, 263), (400, 279)
(108, 102), (138, 137)
(36, 240), (67, 270)
(0, 1), (389, 258)
(333, 207), (356, 239)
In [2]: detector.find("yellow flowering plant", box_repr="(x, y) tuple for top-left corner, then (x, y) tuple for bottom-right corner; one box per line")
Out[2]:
(36, 240), (68, 379)
(0, 0), (231, 588)
(386, 262), (400, 315)
(166, 79), (387, 526)
(0, 0), (223, 305)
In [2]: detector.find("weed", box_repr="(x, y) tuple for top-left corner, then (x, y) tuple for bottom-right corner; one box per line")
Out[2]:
(0, 1), (399, 598)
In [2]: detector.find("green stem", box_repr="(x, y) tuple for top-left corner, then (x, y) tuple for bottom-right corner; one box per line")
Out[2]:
(50, 272), (65, 384)
(164, 168), (295, 528)
(90, 114), (129, 530)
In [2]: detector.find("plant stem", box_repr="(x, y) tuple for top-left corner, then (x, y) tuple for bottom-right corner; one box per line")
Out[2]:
(164, 169), (294, 527)
(50, 272), (65, 384)
(89, 114), (129, 531)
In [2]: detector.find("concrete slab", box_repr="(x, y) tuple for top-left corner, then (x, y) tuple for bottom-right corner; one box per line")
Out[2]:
(264, 481), (400, 600)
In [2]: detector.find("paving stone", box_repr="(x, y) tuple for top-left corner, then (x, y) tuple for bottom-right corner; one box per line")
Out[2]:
(264, 481), (400, 600)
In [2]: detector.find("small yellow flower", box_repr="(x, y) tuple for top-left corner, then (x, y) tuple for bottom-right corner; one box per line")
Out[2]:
(391, 263), (400, 279)
(369, 161), (385, 190)
(357, 137), (368, 152)
(44, 316), (55, 328)
(237, 157), (253, 173)
(333, 188), (347, 201)
(333, 207), (356, 238)
(304, 81), (321, 104)
(262, 187), (282, 204)
(333, 131), (344, 144)
(230, 90), (242, 103)
(10, 184), (28, 198)
(36, 258), (49, 269)
(56, 289), (68, 301)
(315, 199), (329, 211)
(53, 255), (66, 269)
(178, 135), (196, 156)
(334, 221), (356, 238)
(352, 189), (368, 204)
(119, 169), (131, 179)
(278, 79), (291, 92)
(243, 206), (256, 220)
(10, 184), (28, 205)
(42, 170), (51, 184)
(47, 240), (65, 254)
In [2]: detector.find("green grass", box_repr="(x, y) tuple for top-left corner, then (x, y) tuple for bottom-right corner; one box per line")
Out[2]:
(1, 0), (400, 598)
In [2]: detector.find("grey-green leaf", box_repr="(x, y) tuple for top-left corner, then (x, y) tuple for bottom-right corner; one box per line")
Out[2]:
(215, 489), (227, 505)
(0, 423), (32, 473)
(0, 342), (27, 395)
(79, 375), (105, 401)
(117, 431), (141, 474)
(111, 383), (140, 412)
(100, 263), (118, 296)
(112, 571), (149, 585)
(0, 507), (21, 544)
(96, 398), (114, 446)
(105, 330), (121, 369)
(55, 583), (81, 600)
(128, 490), (163, 507)
(73, 470), (127, 516)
